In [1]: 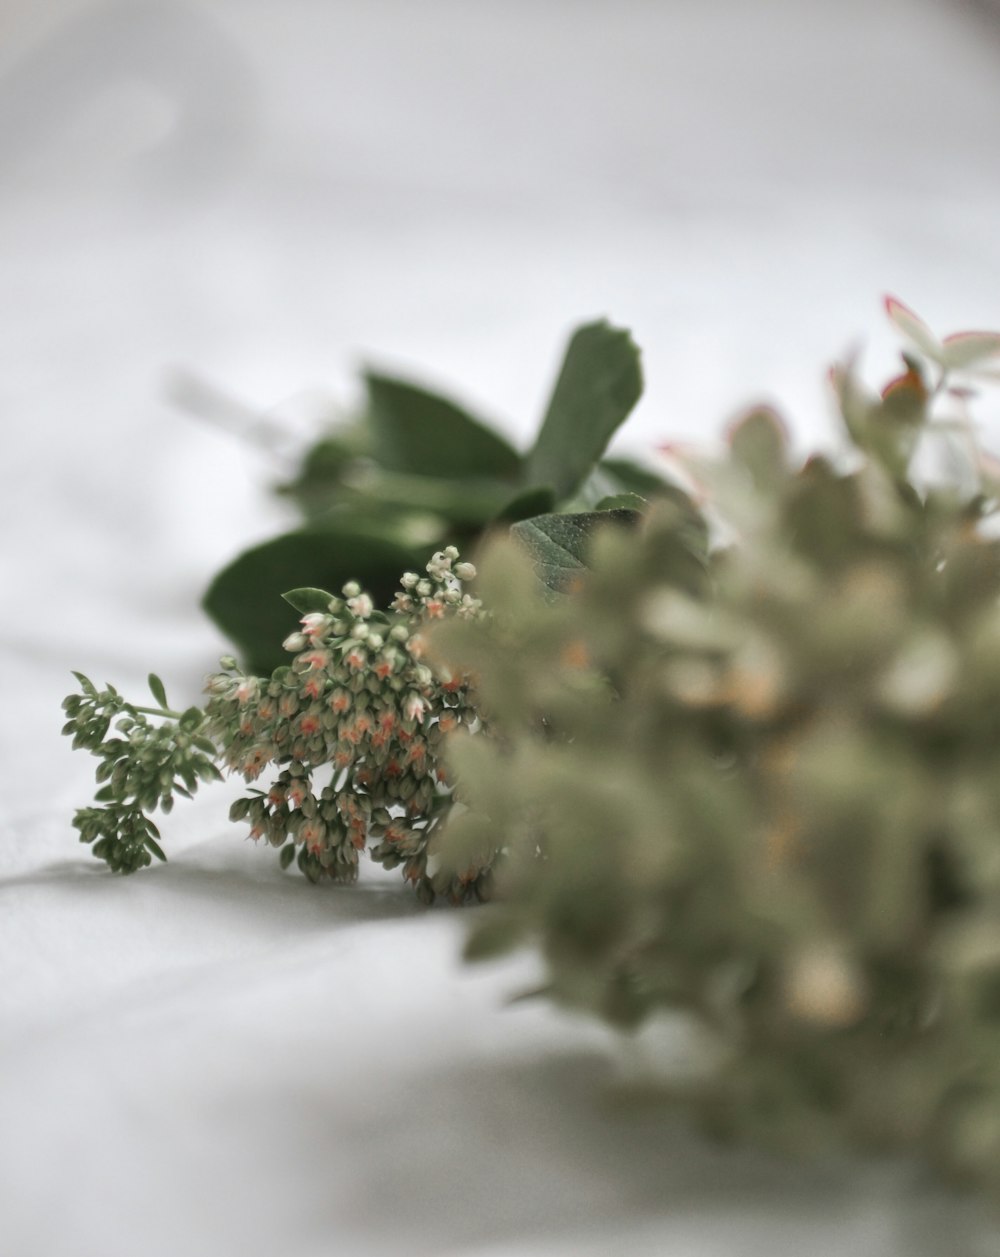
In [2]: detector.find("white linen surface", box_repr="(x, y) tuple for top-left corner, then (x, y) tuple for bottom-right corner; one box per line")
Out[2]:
(3, 1), (1000, 1253)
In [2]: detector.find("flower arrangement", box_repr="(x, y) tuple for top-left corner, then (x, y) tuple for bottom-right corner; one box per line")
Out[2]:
(63, 299), (1000, 1197)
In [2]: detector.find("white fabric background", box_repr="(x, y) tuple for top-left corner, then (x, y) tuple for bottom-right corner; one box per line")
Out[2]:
(3, 1), (1000, 1252)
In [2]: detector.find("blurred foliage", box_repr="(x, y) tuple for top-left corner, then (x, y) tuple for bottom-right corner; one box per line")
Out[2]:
(205, 319), (665, 673)
(66, 297), (1000, 1198)
(429, 299), (1000, 1195)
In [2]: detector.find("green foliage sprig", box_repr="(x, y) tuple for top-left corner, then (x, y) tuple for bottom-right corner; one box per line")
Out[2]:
(62, 674), (221, 872)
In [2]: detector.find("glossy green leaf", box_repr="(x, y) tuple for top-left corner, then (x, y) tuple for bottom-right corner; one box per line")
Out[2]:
(364, 371), (522, 481)
(526, 321), (643, 500)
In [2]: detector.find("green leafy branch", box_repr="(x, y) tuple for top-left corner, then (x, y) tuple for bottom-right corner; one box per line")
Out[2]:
(204, 319), (655, 673)
(62, 672), (221, 872)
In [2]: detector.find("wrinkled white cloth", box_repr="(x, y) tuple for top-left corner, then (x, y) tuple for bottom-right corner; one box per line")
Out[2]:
(3, 2), (1000, 1253)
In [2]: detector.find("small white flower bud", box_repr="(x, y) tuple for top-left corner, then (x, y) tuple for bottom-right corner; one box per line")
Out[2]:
(367, 633), (384, 650)
(454, 562), (476, 581)
(283, 632), (308, 652)
(443, 545), (459, 561)
(403, 693), (427, 722)
(400, 572), (419, 590)
(347, 593), (374, 619)
(416, 580), (432, 598)
(300, 612), (330, 639)
(342, 580), (361, 598)
(389, 624), (409, 642)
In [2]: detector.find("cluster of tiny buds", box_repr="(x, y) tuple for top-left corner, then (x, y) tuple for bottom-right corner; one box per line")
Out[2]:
(392, 547), (481, 620)
(201, 549), (492, 900)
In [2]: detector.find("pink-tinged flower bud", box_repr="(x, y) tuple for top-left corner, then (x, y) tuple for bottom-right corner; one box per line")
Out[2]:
(403, 693), (427, 722)
(287, 779), (309, 809)
(347, 593), (374, 619)
(283, 632), (308, 653)
(235, 678), (259, 706)
(424, 599), (445, 619)
(300, 612), (330, 639)
(454, 562), (476, 581)
(301, 675), (324, 700)
(345, 648), (367, 671)
(299, 649), (331, 672)
(204, 673), (235, 697)
(300, 820), (325, 854)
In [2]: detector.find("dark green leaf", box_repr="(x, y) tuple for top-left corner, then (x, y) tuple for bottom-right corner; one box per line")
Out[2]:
(147, 673), (169, 710)
(594, 492), (647, 512)
(145, 836), (167, 862)
(511, 509), (640, 591)
(282, 587), (337, 615)
(317, 467), (515, 526)
(279, 844), (296, 870)
(179, 707), (203, 732)
(71, 671), (96, 697)
(203, 527), (422, 674)
(494, 485), (557, 524)
(598, 457), (669, 497)
(364, 371), (522, 481)
(526, 321), (643, 500)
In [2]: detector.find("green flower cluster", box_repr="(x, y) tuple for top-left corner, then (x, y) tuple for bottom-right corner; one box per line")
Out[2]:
(62, 673), (220, 872)
(430, 301), (1000, 1193)
(203, 549), (489, 900)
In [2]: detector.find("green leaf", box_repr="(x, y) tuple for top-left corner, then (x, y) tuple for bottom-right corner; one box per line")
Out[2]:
(526, 321), (643, 501)
(598, 457), (669, 497)
(147, 673), (168, 710)
(71, 671), (97, 697)
(279, 844), (296, 870)
(941, 331), (1000, 371)
(146, 837), (167, 862)
(179, 707), (204, 732)
(494, 485), (557, 524)
(364, 371), (522, 481)
(884, 295), (943, 361)
(594, 492), (647, 512)
(203, 527), (422, 674)
(320, 467), (515, 526)
(511, 509), (640, 591)
(727, 406), (789, 491)
(282, 587), (337, 615)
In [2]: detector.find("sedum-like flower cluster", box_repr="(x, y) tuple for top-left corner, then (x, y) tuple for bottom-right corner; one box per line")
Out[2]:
(202, 548), (490, 901)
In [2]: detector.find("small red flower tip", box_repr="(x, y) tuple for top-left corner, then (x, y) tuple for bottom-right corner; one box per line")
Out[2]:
(881, 365), (927, 402)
